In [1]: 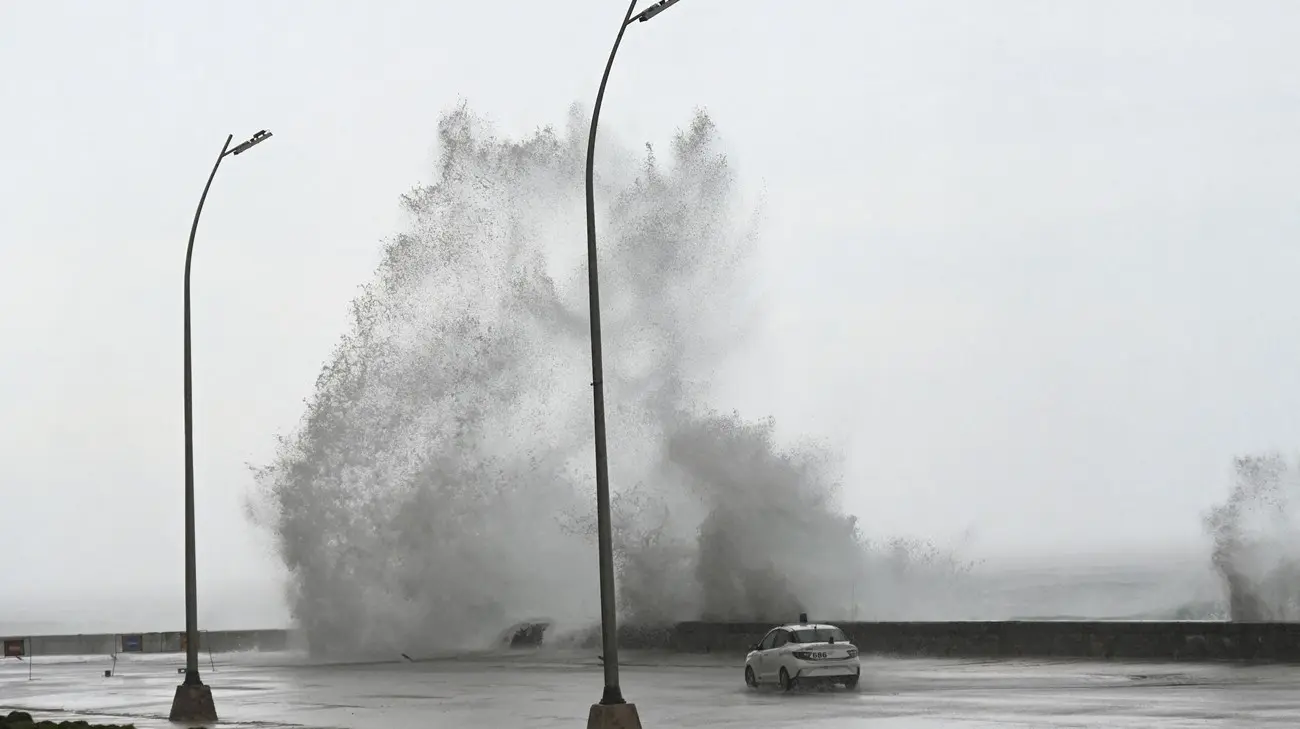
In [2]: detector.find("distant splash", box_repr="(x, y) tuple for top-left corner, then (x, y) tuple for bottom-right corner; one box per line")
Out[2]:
(1203, 453), (1300, 620)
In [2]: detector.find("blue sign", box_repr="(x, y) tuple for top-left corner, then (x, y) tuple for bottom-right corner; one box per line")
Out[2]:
(120, 634), (143, 652)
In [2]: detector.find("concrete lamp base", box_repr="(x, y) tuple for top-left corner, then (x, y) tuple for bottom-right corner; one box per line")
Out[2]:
(586, 702), (642, 729)
(169, 683), (218, 723)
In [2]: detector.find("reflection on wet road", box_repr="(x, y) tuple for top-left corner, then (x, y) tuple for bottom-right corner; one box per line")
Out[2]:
(2, 650), (1296, 728)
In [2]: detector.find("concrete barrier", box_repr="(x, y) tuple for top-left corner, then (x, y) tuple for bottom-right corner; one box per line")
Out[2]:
(28, 634), (117, 656)
(0, 630), (295, 657)
(15, 622), (1300, 661)
(665, 621), (1300, 661)
(197, 629), (289, 653)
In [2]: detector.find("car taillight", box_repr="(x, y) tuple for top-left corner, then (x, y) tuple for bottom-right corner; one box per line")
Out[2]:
(847, 648), (858, 658)
(792, 651), (814, 660)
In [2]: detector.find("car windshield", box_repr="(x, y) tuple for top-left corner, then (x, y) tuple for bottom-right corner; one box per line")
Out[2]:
(789, 627), (848, 644)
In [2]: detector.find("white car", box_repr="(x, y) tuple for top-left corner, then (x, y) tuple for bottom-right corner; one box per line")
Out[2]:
(744, 622), (860, 691)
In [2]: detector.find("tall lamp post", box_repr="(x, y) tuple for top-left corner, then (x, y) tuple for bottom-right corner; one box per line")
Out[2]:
(169, 129), (273, 724)
(583, 1), (683, 726)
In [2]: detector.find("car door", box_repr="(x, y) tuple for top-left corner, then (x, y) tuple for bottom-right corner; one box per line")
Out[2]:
(769, 629), (791, 679)
(756, 630), (779, 681)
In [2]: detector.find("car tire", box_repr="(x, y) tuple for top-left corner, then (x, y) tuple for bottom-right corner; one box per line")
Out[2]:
(745, 666), (758, 688)
(842, 673), (859, 690)
(779, 667), (795, 692)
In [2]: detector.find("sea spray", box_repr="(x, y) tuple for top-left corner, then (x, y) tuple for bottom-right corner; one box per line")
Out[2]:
(249, 102), (972, 655)
(1203, 453), (1300, 620)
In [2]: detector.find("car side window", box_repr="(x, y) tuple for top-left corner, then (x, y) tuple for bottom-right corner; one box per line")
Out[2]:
(773, 630), (789, 648)
(759, 631), (777, 651)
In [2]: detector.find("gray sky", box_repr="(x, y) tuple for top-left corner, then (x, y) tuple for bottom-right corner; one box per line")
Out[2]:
(2, 0), (1299, 628)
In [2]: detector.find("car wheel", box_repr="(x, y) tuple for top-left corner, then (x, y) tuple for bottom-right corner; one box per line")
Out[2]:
(842, 673), (859, 690)
(745, 666), (758, 688)
(779, 667), (795, 692)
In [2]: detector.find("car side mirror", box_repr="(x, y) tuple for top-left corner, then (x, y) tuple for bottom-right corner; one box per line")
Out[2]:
(750, 644), (759, 651)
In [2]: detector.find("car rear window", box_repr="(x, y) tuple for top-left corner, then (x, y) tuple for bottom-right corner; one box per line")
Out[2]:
(790, 627), (849, 644)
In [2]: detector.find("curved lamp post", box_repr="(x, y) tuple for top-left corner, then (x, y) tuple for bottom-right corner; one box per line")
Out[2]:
(170, 129), (273, 724)
(583, 1), (684, 725)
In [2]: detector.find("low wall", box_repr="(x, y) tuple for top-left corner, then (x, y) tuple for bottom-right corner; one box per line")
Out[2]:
(27, 634), (118, 656)
(13, 622), (1300, 661)
(662, 621), (1300, 661)
(0, 630), (294, 657)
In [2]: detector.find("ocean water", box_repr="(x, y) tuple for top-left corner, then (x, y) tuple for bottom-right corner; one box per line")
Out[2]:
(0, 546), (1227, 638)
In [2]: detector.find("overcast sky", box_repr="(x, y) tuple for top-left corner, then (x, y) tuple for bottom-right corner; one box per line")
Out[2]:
(2, 0), (1299, 630)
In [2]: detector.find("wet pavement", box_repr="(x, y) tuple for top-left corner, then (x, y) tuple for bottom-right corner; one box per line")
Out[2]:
(2, 649), (1297, 728)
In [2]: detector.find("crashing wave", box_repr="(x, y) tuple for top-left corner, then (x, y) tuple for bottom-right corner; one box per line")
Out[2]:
(247, 103), (973, 655)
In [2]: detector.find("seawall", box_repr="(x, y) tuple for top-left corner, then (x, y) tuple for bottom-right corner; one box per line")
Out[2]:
(10, 622), (1300, 661)
(650, 621), (1300, 661)
(0, 629), (294, 658)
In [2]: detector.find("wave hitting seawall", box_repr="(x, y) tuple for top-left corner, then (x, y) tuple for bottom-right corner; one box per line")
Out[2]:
(246, 103), (980, 657)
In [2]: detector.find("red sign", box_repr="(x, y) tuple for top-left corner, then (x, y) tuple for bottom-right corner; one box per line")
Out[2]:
(3, 639), (24, 657)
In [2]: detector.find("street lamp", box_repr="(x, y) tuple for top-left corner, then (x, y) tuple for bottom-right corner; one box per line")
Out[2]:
(583, 1), (684, 726)
(169, 129), (273, 724)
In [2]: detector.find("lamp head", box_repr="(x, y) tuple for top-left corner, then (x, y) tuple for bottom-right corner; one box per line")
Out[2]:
(231, 130), (273, 156)
(632, 0), (683, 23)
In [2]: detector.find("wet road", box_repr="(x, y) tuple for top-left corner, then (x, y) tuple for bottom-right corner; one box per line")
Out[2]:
(2, 649), (1297, 728)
